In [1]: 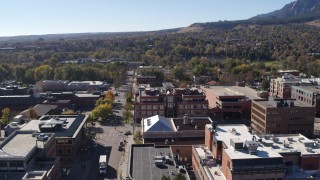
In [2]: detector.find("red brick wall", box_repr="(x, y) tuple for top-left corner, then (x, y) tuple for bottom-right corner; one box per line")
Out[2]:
(301, 155), (320, 170)
(205, 126), (213, 151)
(171, 145), (193, 164)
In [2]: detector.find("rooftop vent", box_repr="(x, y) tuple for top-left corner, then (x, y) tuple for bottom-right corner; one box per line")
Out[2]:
(273, 137), (280, 143)
(306, 147), (314, 153)
(231, 128), (238, 135)
(245, 141), (259, 155)
(147, 119), (151, 126)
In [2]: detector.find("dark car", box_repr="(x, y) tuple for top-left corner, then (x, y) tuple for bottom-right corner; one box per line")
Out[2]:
(123, 131), (132, 135)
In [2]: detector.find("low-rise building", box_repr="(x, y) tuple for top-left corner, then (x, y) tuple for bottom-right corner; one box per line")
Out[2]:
(0, 130), (61, 180)
(196, 124), (286, 180)
(67, 81), (106, 91)
(269, 74), (319, 99)
(0, 95), (37, 111)
(129, 144), (192, 180)
(134, 84), (208, 122)
(136, 75), (157, 85)
(21, 114), (88, 167)
(291, 85), (320, 117)
(251, 97), (315, 137)
(142, 115), (212, 145)
(201, 86), (267, 120)
(35, 80), (106, 92)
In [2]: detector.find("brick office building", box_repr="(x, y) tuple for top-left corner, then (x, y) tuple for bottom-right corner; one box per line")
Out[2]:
(21, 114), (88, 167)
(193, 124), (286, 180)
(134, 84), (208, 122)
(251, 97), (315, 137)
(201, 86), (267, 120)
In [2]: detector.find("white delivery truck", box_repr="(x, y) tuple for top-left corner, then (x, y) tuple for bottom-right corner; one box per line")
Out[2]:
(99, 155), (107, 175)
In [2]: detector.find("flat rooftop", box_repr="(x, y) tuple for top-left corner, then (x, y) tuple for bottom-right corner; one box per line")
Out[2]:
(258, 134), (320, 156)
(0, 131), (54, 160)
(202, 86), (265, 100)
(130, 144), (187, 180)
(215, 124), (283, 160)
(254, 99), (311, 108)
(293, 85), (320, 94)
(68, 81), (105, 85)
(194, 146), (225, 180)
(173, 117), (212, 131)
(21, 114), (87, 138)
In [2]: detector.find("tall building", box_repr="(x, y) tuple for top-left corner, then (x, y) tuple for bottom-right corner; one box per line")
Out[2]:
(251, 97), (315, 137)
(291, 85), (320, 117)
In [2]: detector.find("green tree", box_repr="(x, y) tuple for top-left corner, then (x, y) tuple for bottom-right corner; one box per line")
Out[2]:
(174, 173), (185, 180)
(1, 108), (11, 125)
(172, 65), (186, 81)
(34, 65), (53, 81)
(92, 104), (112, 121)
(14, 66), (27, 83)
(162, 175), (171, 180)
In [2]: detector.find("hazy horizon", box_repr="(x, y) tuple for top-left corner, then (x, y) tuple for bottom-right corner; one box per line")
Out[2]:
(0, 0), (293, 37)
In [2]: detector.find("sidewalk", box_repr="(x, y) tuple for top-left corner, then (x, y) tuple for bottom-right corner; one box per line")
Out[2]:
(117, 132), (134, 180)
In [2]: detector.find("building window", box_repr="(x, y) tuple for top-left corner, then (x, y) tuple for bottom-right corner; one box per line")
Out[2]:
(0, 161), (7, 171)
(58, 149), (63, 154)
(227, 161), (231, 169)
(67, 149), (72, 154)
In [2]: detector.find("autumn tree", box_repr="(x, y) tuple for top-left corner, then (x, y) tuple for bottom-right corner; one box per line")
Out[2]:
(91, 103), (112, 121)
(28, 107), (38, 120)
(1, 108), (11, 125)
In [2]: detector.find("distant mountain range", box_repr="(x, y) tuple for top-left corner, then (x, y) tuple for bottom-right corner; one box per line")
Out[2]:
(1, 0), (320, 42)
(252, 0), (320, 19)
(187, 0), (320, 30)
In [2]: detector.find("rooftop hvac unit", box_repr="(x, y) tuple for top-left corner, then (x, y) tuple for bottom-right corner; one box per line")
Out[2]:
(288, 137), (294, 141)
(183, 115), (189, 124)
(245, 141), (259, 155)
(273, 137), (280, 143)
(231, 128), (239, 135)
(306, 147), (314, 153)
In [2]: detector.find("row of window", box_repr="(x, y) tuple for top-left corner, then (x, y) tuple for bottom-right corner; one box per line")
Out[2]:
(56, 139), (73, 144)
(57, 148), (72, 154)
(137, 105), (165, 110)
(0, 161), (24, 172)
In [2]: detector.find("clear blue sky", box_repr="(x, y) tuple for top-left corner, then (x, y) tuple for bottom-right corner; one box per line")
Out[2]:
(0, 0), (293, 37)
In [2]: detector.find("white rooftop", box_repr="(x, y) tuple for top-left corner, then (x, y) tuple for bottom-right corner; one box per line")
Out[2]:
(215, 124), (282, 159)
(68, 81), (104, 85)
(143, 115), (176, 132)
(259, 134), (320, 155)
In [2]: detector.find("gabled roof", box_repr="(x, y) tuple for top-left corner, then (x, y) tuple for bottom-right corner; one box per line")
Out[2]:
(20, 104), (57, 119)
(143, 115), (175, 132)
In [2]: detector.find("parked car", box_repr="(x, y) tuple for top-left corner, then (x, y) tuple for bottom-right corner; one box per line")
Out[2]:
(123, 131), (132, 136)
(118, 142), (125, 151)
